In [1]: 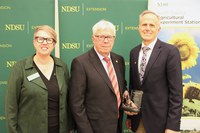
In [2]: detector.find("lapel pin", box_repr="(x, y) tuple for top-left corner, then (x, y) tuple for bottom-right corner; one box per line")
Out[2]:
(116, 60), (118, 63)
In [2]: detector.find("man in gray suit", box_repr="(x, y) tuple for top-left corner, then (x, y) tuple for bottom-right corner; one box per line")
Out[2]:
(69, 20), (126, 133)
(126, 10), (183, 133)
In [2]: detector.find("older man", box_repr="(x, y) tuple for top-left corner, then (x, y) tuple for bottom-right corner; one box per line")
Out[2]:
(69, 20), (127, 133)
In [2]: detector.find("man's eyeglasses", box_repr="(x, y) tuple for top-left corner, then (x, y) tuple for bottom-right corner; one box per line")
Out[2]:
(35, 36), (56, 44)
(95, 35), (115, 41)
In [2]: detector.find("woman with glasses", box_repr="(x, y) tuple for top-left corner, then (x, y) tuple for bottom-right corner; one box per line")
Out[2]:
(5, 25), (73, 133)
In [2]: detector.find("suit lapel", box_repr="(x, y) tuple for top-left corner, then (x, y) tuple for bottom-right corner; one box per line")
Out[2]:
(133, 46), (142, 86)
(53, 57), (66, 92)
(25, 57), (47, 90)
(31, 74), (47, 89)
(56, 66), (64, 92)
(142, 40), (161, 84)
(89, 48), (114, 93)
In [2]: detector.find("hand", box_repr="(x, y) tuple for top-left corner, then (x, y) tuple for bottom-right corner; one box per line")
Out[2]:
(122, 90), (132, 106)
(124, 100), (138, 115)
(124, 110), (138, 115)
(123, 90), (130, 100)
(126, 119), (132, 129)
(165, 129), (180, 133)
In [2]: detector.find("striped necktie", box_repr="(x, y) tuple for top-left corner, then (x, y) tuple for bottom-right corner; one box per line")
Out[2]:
(103, 57), (121, 116)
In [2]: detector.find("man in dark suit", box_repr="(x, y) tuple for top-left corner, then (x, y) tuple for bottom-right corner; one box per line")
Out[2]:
(126, 10), (183, 133)
(69, 20), (126, 133)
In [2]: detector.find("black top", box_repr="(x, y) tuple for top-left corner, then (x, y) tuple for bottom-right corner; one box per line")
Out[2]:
(34, 62), (59, 133)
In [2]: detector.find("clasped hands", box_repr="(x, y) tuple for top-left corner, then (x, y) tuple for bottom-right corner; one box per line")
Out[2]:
(122, 90), (138, 116)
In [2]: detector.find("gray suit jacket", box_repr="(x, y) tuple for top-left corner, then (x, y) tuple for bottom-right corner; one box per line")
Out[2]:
(129, 39), (182, 133)
(69, 48), (126, 133)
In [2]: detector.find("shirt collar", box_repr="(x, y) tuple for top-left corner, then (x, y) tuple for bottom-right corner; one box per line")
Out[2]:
(94, 47), (111, 61)
(141, 38), (157, 50)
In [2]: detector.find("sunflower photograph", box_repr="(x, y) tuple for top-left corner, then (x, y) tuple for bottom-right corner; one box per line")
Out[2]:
(168, 32), (200, 70)
(182, 81), (200, 117)
(159, 29), (200, 118)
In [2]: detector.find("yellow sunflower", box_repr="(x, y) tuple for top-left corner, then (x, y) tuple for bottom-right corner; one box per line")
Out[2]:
(182, 74), (191, 80)
(183, 81), (200, 101)
(168, 32), (200, 70)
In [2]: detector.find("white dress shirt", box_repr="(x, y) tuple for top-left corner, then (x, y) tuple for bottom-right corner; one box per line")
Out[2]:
(138, 38), (157, 72)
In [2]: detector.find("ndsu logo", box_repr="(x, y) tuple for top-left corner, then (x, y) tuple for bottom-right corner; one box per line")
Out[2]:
(6, 61), (16, 68)
(62, 43), (80, 49)
(115, 25), (119, 31)
(61, 6), (80, 12)
(5, 24), (25, 31)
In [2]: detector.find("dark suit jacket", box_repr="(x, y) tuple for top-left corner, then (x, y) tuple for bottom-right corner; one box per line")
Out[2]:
(69, 48), (126, 133)
(129, 39), (182, 133)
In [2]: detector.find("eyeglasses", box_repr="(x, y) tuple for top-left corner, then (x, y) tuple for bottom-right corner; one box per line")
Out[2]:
(95, 35), (115, 41)
(35, 36), (56, 44)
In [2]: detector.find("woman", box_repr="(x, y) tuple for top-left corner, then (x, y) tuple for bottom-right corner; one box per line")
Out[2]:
(5, 25), (72, 133)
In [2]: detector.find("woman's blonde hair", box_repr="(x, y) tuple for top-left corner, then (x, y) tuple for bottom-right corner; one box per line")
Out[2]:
(33, 25), (57, 43)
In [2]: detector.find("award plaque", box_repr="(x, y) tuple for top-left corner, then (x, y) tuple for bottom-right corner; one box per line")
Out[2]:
(122, 90), (143, 113)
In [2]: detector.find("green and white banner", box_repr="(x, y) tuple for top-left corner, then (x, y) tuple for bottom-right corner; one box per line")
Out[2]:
(149, 0), (200, 131)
